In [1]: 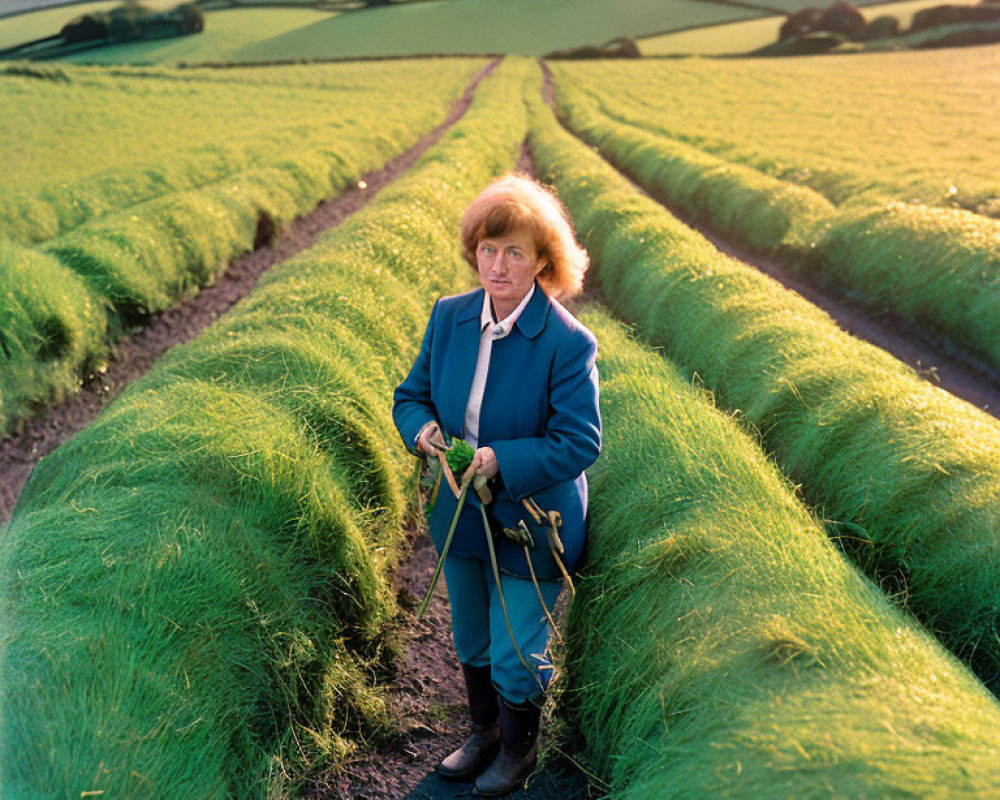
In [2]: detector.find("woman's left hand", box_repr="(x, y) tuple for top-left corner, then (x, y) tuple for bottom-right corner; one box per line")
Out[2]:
(462, 446), (499, 484)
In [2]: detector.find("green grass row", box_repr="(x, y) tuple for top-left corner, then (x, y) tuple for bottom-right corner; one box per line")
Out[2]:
(550, 69), (1000, 376)
(528, 92), (1000, 690)
(0, 58), (527, 799)
(550, 55), (1000, 214)
(0, 59), (483, 434)
(568, 305), (1000, 799)
(0, 60), (481, 241)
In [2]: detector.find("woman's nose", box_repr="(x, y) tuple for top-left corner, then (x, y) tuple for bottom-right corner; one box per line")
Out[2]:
(489, 252), (507, 273)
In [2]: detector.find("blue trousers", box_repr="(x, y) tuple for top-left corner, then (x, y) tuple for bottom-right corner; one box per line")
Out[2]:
(443, 554), (564, 706)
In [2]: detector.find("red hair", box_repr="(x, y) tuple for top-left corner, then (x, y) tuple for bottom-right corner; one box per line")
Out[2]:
(460, 172), (588, 298)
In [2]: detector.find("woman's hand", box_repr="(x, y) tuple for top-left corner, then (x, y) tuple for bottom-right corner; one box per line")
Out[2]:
(417, 422), (447, 456)
(462, 446), (499, 484)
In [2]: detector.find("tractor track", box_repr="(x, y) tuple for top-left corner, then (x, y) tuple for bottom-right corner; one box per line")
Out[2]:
(0, 57), (500, 529)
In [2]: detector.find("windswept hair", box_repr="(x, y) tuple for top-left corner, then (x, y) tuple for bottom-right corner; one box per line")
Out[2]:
(460, 172), (589, 299)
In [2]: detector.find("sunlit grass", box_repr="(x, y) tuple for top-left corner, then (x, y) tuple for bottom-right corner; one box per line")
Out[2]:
(568, 307), (1000, 799)
(529, 87), (1000, 690)
(0, 58), (483, 434)
(551, 49), (1000, 213)
(0, 58), (529, 799)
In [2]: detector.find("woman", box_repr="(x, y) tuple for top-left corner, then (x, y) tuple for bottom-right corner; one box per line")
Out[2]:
(392, 172), (601, 796)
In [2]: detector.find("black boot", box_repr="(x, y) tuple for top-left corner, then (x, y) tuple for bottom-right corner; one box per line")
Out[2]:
(473, 695), (541, 796)
(437, 663), (501, 780)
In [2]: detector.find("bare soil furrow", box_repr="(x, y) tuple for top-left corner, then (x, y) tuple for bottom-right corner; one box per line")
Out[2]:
(0, 58), (499, 528)
(309, 137), (596, 800)
(538, 59), (1000, 420)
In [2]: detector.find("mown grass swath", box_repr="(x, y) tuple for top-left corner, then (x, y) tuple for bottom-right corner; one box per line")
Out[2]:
(568, 307), (1000, 799)
(0, 60), (482, 233)
(529, 93), (1000, 689)
(0, 59), (483, 434)
(549, 64), (1000, 374)
(549, 54), (1000, 213)
(0, 59), (527, 798)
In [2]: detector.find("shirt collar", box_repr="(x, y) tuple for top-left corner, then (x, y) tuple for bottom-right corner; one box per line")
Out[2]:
(480, 283), (535, 339)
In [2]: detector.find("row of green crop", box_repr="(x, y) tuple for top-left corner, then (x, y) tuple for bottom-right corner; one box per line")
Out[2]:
(0, 59), (526, 799)
(548, 55), (1000, 214)
(567, 306), (1000, 799)
(550, 68), (1000, 375)
(528, 91), (1000, 692)
(0, 59), (483, 241)
(0, 59), (484, 435)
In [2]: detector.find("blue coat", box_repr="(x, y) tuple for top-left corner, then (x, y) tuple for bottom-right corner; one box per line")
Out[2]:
(392, 281), (602, 579)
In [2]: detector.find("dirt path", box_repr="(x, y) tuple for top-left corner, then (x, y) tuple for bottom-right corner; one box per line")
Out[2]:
(0, 58), (500, 529)
(310, 529), (596, 800)
(307, 138), (600, 800)
(538, 60), (1000, 420)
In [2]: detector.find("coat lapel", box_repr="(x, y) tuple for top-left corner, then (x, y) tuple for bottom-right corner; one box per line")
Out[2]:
(444, 289), (484, 438)
(513, 280), (549, 340)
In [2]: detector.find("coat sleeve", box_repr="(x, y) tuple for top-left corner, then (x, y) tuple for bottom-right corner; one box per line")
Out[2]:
(489, 328), (602, 500)
(392, 299), (441, 457)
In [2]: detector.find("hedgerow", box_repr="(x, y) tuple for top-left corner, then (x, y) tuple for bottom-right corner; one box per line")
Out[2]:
(0, 58), (527, 799)
(529, 91), (1000, 689)
(569, 306), (1000, 799)
(0, 59), (484, 435)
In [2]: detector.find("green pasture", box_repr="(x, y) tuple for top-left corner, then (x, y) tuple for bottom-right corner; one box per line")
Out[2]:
(0, 58), (482, 433)
(231, 0), (760, 61)
(529, 91), (1000, 691)
(638, 0), (967, 54)
(639, 16), (786, 56)
(59, 7), (335, 65)
(568, 306), (1000, 799)
(0, 57), (527, 798)
(552, 49), (1000, 215)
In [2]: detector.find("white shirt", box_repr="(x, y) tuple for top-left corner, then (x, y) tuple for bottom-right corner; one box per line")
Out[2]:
(463, 285), (535, 447)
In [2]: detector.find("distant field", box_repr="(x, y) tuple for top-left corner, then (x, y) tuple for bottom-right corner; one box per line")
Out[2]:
(639, 0), (976, 54)
(230, 0), (768, 60)
(553, 46), (1000, 211)
(3, 58), (474, 195)
(0, 0), (178, 50)
(59, 7), (335, 64)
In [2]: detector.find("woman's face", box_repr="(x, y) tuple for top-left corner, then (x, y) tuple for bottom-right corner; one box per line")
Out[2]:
(475, 227), (546, 314)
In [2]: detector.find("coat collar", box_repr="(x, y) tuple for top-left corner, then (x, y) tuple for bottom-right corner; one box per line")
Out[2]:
(455, 280), (549, 340)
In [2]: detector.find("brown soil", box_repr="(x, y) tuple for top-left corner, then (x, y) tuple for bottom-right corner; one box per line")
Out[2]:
(0, 58), (500, 529)
(537, 58), (1000, 420)
(306, 138), (600, 800)
(309, 530), (597, 800)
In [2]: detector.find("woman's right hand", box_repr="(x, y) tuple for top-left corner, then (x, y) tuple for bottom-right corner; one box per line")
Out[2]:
(417, 421), (447, 456)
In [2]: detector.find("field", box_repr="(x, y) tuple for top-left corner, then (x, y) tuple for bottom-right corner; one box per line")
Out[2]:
(551, 49), (1000, 210)
(0, 58), (482, 433)
(638, 0), (965, 54)
(550, 51), (1000, 375)
(2, 3), (1000, 797)
(57, 7), (337, 65)
(5, 0), (902, 65)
